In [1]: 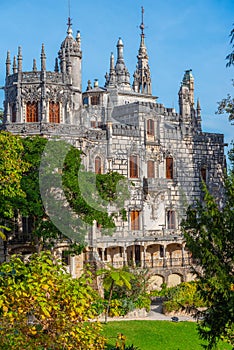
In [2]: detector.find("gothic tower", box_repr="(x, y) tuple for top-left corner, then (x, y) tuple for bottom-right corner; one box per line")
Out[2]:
(58, 17), (82, 109)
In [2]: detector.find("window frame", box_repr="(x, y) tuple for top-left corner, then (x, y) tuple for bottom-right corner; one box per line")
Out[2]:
(129, 155), (139, 178)
(166, 157), (173, 179)
(147, 119), (154, 136)
(49, 101), (60, 123)
(167, 210), (176, 230)
(26, 101), (38, 122)
(130, 210), (140, 231)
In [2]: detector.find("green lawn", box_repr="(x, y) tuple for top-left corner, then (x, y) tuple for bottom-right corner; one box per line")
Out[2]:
(102, 321), (232, 350)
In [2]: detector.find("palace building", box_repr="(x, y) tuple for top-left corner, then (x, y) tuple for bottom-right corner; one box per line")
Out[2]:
(1, 10), (225, 288)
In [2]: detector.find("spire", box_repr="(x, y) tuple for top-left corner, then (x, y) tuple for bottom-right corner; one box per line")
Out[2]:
(33, 58), (37, 72)
(105, 52), (117, 87)
(17, 46), (22, 73)
(6, 51), (11, 76)
(133, 7), (152, 95)
(41, 44), (46, 71)
(13, 56), (17, 74)
(114, 38), (131, 88)
(54, 57), (59, 72)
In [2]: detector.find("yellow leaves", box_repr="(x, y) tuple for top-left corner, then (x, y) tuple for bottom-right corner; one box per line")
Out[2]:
(2, 305), (8, 313)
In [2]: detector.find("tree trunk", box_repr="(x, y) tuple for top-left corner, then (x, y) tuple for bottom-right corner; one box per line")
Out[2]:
(105, 280), (114, 323)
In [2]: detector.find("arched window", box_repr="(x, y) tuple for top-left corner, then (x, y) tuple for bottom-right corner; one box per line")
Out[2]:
(95, 156), (102, 174)
(147, 119), (154, 136)
(147, 160), (155, 178)
(166, 157), (173, 179)
(26, 102), (38, 122)
(49, 101), (60, 123)
(129, 155), (139, 178)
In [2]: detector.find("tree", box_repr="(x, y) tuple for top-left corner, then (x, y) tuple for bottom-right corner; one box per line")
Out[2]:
(0, 251), (106, 349)
(182, 177), (234, 349)
(6, 135), (128, 252)
(97, 266), (134, 322)
(0, 131), (29, 234)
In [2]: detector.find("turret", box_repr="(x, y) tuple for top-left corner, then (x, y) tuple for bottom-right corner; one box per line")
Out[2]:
(105, 52), (116, 88)
(17, 46), (22, 73)
(133, 7), (152, 95)
(178, 70), (195, 119)
(58, 17), (82, 108)
(114, 38), (131, 89)
(6, 51), (11, 77)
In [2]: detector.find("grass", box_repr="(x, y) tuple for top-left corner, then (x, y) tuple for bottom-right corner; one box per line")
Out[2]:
(102, 321), (232, 350)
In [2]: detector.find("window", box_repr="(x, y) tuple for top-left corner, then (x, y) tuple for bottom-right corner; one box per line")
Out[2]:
(160, 245), (164, 258)
(130, 211), (140, 230)
(12, 103), (16, 122)
(91, 95), (100, 105)
(26, 102), (38, 122)
(167, 210), (176, 229)
(91, 120), (96, 128)
(201, 167), (207, 182)
(147, 160), (155, 178)
(147, 119), (154, 136)
(49, 101), (60, 123)
(95, 156), (102, 174)
(129, 155), (139, 178)
(166, 157), (173, 179)
(62, 250), (70, 265)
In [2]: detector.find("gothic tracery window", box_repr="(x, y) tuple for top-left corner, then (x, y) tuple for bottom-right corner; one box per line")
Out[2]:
(26, 102), (38, 122)
(49, 101), (60, 123)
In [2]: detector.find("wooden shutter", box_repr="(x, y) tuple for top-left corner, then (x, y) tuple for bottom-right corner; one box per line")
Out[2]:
(131, 211), (140, 230)
(130, 155), (138, 178)
(95, 156), (102, 174)
(26, 102), (38, 122)
(166, 157), (173, 179)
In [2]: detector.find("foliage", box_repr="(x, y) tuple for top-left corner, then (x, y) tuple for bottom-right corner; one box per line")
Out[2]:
(0, 251), (106, 349)
(103, 321), (232, 350)
(1, 134), (128, 251)
(182, 177), (234, 349)
(226, 25), (234, 67)
(97, 265), (134, 322)
(0, 131), (29, 221)
(109, 333), (141, 350)
(151, 281), (205, 314)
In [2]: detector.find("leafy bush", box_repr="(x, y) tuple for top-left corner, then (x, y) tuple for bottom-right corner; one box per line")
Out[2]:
(152, 281), (206, 314)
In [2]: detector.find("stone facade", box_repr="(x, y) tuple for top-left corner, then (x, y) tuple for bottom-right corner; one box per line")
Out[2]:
(1, 12), (225, 288)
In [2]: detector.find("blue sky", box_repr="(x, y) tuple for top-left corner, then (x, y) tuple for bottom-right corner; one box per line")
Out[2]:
(0, 0), (233, 155)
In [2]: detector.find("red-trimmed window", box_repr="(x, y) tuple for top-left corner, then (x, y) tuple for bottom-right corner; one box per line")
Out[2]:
(26, 102), (38, 122)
